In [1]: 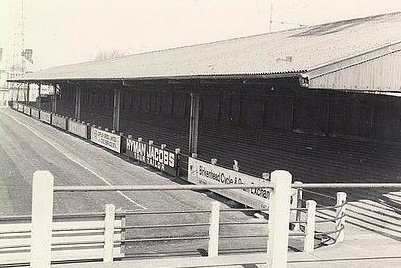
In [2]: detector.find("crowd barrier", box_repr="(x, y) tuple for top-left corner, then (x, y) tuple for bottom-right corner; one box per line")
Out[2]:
(3, 170), (293, 268)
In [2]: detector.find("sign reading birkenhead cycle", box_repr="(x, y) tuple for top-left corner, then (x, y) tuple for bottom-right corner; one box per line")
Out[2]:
(52, 114), (67, 130)
(188, 157), (269, 209)
(91, 128), (121, 153)
(68, 120), (88, 139)
(40, 111), (52, 124)
(125, 138), (176, 175)
(31, 108), (40, 119)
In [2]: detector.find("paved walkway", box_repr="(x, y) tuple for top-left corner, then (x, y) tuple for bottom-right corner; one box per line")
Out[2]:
(288, 233), (401, 267)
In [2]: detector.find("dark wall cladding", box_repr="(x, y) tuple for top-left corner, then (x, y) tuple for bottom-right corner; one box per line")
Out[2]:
(56, 81), (401, 143)
(293, 94), (329, 135)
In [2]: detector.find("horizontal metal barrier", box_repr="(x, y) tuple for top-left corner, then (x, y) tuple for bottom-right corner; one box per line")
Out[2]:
(53, 183), (275, 192)
(17, 170), (293, 268)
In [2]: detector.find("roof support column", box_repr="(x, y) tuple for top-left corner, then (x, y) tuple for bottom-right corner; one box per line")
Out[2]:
(26, 83), (30, 104)
(52, 84), (57, 113)
(112, 87), (121, 132)
(189, 92), (200, 156)
(74, 85), (81, 120)
(37, 83), (42, 110)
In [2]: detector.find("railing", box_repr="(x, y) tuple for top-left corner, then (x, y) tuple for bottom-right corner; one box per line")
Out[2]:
(289, 184), (347, 252)
(26, 170), (292, 268)
(0, 211), (126, 266)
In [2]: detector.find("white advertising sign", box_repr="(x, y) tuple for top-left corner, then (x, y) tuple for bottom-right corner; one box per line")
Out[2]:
(40, 111), (52, 124)
(31, 108), (40, 119)
(52, 114), (67, 130)
(188, 157), (270, 209)
(12, 102), (18, 109)
(68, 120), (88, 139)
(17, 103), (23, 112)
(90, 128), (121, 153)
(23, 106), (30, 115)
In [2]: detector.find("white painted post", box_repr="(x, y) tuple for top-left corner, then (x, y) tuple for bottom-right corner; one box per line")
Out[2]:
(211, 158), (217, 165)
(208, 201), (220, 257)
(30, 171), (54, 268)
(267, 170), (292, 268)
(103, 204), (116, 262)
(291, 181), (303, 231)
(335, 192), (347, 243)
(304, 200), (317, 252)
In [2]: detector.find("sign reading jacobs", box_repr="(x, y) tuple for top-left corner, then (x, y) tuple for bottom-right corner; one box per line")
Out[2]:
(126, 138), (176, 175)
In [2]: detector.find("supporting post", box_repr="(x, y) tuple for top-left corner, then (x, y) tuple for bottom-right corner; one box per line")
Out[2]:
(304, 200), (317, 252)
(103, 204), (116, 262)
(112, 87), (121, 132)
(37, 83), (42, 110)
(208, 201), (220, 257)
(52, 84), (58, 113)
(30, 171), (54, 268)
(267, 170), (292, 268)
(291, 181), (303, 231)
(26, 83), (30, 104)
(74, 85), (81, 120)
(335, 192), (347, 243)
(189, 92), (200, 155)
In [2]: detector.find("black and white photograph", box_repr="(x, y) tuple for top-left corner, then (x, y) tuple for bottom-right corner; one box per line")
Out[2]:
(1, 1), (401, 267)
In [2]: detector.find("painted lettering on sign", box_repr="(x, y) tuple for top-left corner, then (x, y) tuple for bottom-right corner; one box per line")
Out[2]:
(188, 157), (270, 209)
(23, 106), (30, 115)
(31, 108), (40, 119)
(40, 111), (52, 124)
(90, 128), (121, 153)
(126, 138), (176, 174)
(68, 120), (88, 139)
(52, 114), (67, 130)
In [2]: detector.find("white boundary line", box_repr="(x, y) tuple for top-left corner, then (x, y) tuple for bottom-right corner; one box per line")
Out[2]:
(1, 109), (147, 209)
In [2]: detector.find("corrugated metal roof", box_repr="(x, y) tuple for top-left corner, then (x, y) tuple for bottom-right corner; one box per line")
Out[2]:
(11, 12), (401, 82)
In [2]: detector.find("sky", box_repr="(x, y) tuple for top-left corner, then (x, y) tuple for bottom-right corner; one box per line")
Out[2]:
(1, 0), (401, 70)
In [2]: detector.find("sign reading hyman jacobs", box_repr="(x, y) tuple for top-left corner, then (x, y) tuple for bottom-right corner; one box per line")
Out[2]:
(188, 157), (269, 209)
(126, 138), (176, 175)
(90, 128), (121, 153)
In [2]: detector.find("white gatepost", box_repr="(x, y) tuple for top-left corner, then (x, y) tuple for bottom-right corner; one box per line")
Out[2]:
(335, 192), (347, 243)
(267, 170), (292, 268)
(208, 201), (220, 257)
(303, 200), (317, 252)
(103, 204), (116, 262)
(30, 171), (54, 268)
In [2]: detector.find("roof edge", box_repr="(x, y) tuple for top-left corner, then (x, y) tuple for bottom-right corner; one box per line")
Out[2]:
(307, 40), (401, 79)
(7, 72), (306, 83)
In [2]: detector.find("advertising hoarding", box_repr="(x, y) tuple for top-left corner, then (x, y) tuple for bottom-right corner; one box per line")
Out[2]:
(90, 127), (121, 153)
(187, 157), (269, 209)
(40, 111), (52, 124)
(125, 138), (176, 175)
(31, 108), (40, 119)
(68, 120), (88, 139)
(23, 106), (30, 115)
(52, 114), (67, 130)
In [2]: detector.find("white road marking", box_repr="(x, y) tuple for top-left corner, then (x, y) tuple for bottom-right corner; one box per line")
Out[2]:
(2, 109), (147, 209)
